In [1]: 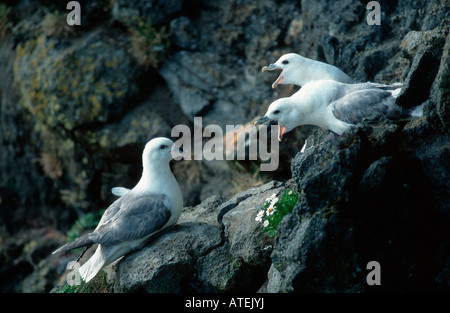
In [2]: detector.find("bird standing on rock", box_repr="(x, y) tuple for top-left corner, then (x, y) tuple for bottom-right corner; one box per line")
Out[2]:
(52, 137), (184, 283)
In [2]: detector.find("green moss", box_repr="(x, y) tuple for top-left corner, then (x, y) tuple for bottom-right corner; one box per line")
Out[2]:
(275, 261), (287, 272)
(53, 270), (111, 293)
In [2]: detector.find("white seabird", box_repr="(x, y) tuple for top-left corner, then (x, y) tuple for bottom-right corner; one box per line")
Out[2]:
(255, 80), (423, 140)
(52, 137), (184, 283)
(262, 53), (355, 88)
(261, 53), (404, 91)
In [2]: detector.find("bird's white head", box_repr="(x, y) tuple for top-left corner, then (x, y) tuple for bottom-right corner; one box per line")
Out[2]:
(261, 53), (305, 88)
(142, 137), (182, 169)
(132, 137), (184, 198)
(254, 98), (296, 141)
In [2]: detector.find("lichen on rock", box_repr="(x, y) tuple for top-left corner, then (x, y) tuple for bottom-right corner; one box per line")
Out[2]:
(14, 33), (140, 133)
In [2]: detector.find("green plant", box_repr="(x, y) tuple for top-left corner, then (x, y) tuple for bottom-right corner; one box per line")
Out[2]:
(0, 4), (12, 39)
(255, 189), (299, 237)
(130, 18), (169, 69)
(54, 270), (111, 293)
(55, 283), (79, 293)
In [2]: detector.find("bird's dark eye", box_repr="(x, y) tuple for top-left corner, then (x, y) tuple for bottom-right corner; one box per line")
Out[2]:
(273, 110), (280, 114)
(282, 60), (289, 65)
(159, 144), (168, 150)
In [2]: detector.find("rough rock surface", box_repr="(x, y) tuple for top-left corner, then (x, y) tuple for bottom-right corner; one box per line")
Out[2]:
(267, 120), (449, 292)
(114, 180), (285, 292)
(115, 222), (222, 293)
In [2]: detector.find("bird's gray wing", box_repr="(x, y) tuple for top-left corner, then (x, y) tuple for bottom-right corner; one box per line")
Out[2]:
(52, 196), (125, 254)
(331, 89), (402, 125)
(93, 194), (172, 246)
(94, 196), (124, 230)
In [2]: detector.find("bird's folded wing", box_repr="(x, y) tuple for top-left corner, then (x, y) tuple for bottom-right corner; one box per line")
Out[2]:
(331, 89), (400, 125)
(93, 194), (172, 245)
(94, 196), (124, 231)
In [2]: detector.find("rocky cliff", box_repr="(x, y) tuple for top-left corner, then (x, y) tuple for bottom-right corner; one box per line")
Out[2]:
(0, 0), (449, 292)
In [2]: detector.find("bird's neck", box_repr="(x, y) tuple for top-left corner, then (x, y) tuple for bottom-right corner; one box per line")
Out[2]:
(291, 87), (327, 127)
(134, 162), (173, 193)
(294, 59), (322, 85)
(302, 58), (347, 86)
(133, 161), (183, 219)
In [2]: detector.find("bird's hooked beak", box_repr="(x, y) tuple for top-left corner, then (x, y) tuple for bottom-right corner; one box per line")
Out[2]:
(261, 64), (279, 72)
(254, 117), (286, 142)
(261, 64), (284, 88)
(271, 75), (284, 89)
(254, 115), (271, 126)
(278, 123), (287, 142)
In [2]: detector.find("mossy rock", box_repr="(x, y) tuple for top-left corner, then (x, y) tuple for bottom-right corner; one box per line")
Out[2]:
(13, 34), (141, 133)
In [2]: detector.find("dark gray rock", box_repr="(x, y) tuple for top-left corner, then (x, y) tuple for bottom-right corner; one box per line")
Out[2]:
(159, 51), (218, 118)
(217, 180), (284, 224)
(115, 222), (222, 292)
(428, 30), (450, 133)
(222, 188), (279, 266)
(396, 27), (447, 109)
(179, 195), (227, 226)
(169, 16), (200, 50)
(403, 120), (450, 221)
(197, 242), (258, 292)
(112, 0), (184, 28)
(268, 115), (449, 292)
(159, 51), (252, 129)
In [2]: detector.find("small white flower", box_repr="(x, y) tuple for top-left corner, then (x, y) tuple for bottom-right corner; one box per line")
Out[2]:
(288, 190), (293, 195)
(265, 193), (277, 203)
(270, 197), (279, 207)
(255, 210), (265, 222)
(267, 205), (275, 216)
(263, 220), (269, 227)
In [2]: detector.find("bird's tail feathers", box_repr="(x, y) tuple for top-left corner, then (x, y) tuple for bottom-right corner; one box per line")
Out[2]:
(369, 82), (403, 90)
(78, 246), (107, 283)
(390, 87), (402, 98)
(387, 82), (403, 89)
(52, 234), (94, 254)
(410, 103), (424, 118)
(398, 103), (424, 121)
